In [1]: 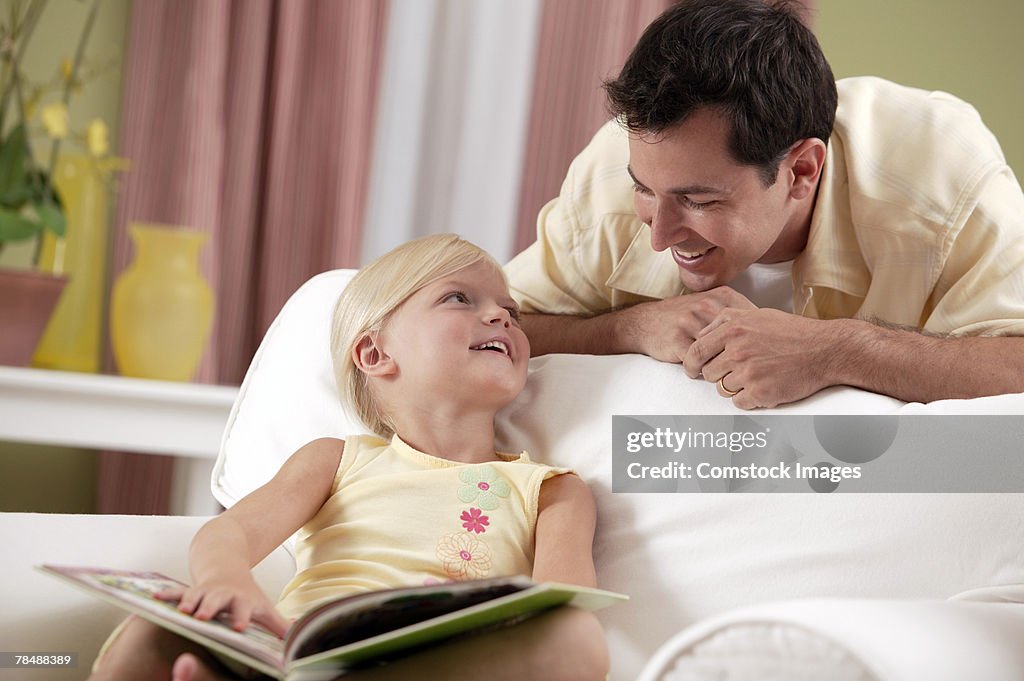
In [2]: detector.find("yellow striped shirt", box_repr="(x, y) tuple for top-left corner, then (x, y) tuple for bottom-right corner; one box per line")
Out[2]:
(506, 77), (1024, 337)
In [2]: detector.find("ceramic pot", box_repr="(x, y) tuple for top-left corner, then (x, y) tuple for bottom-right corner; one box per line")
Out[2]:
(0, 269), (68, 367)
(110, 223), (214, 381)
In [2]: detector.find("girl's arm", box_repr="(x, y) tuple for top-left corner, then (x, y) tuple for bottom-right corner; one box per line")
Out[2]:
(166, 437), (344, 636)
(528, 473), (608, 680)
(532, 473), (598, 587)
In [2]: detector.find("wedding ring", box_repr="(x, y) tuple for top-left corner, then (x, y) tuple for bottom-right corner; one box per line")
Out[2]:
(718, 375), (741, 397)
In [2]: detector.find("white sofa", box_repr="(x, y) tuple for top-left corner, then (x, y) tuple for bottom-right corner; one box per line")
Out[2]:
(5, 269), (1024, 680)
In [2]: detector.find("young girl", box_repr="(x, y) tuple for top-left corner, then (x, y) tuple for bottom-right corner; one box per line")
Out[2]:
(89, 234), (608, 681)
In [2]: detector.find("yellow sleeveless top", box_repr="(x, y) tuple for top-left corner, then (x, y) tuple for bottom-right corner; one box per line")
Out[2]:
(276, 434), (571, 619)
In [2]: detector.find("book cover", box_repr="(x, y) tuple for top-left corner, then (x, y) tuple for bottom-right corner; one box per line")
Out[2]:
(38, 564), (627, 680)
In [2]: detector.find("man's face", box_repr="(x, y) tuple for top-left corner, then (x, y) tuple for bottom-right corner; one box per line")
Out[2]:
(627, 107), (802, 292)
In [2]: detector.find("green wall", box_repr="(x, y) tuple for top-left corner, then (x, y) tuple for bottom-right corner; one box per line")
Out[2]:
(815, 0), (1024, 180)
(0, 444), (97, 513)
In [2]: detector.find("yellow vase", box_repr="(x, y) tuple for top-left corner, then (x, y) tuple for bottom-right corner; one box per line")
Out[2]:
(110, 223), (214, 381)
(32, 156), (109, 372)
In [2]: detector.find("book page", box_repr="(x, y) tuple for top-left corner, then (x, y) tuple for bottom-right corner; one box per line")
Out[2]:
(288, 579), (627, 674)
(288, 579), (530, 661)
(39, 565), (286, 676)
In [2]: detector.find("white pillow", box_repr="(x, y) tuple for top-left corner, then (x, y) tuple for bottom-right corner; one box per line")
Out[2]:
(214, 269), (1024, 681)
(214, 270), (365, 508)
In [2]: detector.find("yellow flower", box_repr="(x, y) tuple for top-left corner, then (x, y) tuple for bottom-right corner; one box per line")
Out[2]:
(41, 103), (69, 139)
(87, 119), (109, 156)
(22, 87), (41, 121)
(61, 58), (82, 93)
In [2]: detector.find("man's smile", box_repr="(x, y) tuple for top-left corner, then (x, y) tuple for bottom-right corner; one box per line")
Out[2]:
(671, 245), (717, 268)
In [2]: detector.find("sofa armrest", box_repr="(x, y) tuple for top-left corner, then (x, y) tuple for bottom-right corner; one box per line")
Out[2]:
(0, 512), (295, 680)
(638, 597), (1024, 681)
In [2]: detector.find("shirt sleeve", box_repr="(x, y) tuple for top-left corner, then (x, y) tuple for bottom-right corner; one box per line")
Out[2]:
(504, 192), (605, 315)
(504, 121), (635, 315)
(924, 167), (1024, 337)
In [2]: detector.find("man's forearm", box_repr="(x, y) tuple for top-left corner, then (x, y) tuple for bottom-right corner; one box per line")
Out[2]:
(831, 319), (1024, 402)
(520, 311), (641, 357)
(521, 288), (759, 360)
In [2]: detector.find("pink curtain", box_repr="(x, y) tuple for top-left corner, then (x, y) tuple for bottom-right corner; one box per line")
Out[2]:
(97, 0), (389, 515)
(512, 0), (674, 256)
(512, 0), (817, 256)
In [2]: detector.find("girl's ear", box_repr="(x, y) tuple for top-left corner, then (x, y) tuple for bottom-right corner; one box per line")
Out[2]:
(352, 333), (396, 376)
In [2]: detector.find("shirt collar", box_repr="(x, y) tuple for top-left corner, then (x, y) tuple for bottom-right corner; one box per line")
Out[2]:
(605, 225), (689, 300)
(792, 138), (871, 299)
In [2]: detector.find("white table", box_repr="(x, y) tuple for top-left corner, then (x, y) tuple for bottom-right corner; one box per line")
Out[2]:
(0, 366), (238, 515)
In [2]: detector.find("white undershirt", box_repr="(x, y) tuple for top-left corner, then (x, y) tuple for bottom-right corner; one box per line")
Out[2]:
(727, 261), (795, 313)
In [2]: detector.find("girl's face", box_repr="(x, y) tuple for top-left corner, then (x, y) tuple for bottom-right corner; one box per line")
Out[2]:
(374, 260), (530, 409)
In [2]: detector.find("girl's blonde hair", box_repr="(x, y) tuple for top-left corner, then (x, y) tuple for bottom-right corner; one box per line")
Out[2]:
(331, 234), (504, 438)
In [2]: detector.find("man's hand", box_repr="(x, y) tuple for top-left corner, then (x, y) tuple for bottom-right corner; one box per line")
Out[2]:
(519, 286), (754, 358)
(523, 287), (1024, 405)
(621, 287), (757, 362)
(683, 307), (843, 409)
(685, 309), (1024, 407)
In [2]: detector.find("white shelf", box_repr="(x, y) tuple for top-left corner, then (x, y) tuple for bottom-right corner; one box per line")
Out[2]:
(0, 366), (239, 515)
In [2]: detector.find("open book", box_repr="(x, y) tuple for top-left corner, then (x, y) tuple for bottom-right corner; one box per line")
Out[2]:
(39, 564), (626, 680)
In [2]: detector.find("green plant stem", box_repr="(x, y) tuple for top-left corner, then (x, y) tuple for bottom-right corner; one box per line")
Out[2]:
(0, 0), (48, 135)
(45, 0), (99, 185)
(3, 2), (48, 263)
(11, 58), (35, 161)
(10, 61), (48, 265)
(29, 0), (98, 266)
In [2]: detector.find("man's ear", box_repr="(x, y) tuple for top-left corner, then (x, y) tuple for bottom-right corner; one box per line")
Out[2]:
(786, 138), (827, 201)
(352, 333), (396, 377)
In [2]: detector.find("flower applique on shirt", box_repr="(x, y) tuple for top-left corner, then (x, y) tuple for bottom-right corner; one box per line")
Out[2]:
(457, 465), (510, 510)
(436, 532), (493, 579)
(461, 507), (489, 534)
(435, 464), (513, 580)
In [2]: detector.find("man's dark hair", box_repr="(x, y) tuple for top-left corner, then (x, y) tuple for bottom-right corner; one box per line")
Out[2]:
(604, 0), (837, 185)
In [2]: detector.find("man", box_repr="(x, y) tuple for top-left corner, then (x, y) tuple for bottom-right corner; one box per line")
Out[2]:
(505, 0), (1024, 408)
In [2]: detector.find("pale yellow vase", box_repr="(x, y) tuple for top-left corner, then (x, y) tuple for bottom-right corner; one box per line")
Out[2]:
(110, 223), (214, 381)
(33, 155), (110, 372)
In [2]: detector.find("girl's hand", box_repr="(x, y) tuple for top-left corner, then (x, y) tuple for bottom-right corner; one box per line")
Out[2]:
(155, 577), (291, 638)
